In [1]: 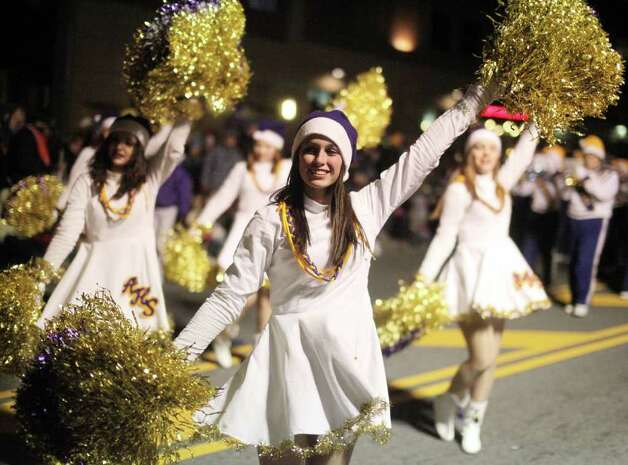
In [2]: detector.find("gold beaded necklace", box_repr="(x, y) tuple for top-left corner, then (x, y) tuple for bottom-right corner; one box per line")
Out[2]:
(278, 201), (353, 282)
(98, 184), (136, 221)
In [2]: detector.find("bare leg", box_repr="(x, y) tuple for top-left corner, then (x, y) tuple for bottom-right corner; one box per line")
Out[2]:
(449, 318), (505, 401)
(259, 435), (355, 465)
(258, 435), (311, 465)
(308, 443), (355, 465)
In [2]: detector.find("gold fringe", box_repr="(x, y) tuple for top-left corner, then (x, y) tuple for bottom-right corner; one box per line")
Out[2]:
(198, 398), (390, 459)
(458, 299), (552, 322)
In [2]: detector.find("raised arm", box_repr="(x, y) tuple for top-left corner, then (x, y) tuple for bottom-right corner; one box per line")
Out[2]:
(174, 212), (274, 360)
(356, 84), (492, 233)
(44, 174), (91, 270)
(146, 120), (191, 191)
(57, 147), (94, 210)
(195, 162), (246, 227)
(145, 123), (174, 159)
(418, 182), (470, 282)
(496, 124), (540, 191)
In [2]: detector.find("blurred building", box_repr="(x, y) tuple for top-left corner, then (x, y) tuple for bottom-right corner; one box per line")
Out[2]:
(1, 0), (627, 148)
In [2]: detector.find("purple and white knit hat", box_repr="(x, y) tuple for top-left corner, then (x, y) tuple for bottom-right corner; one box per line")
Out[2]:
(291, 110), (358, 181)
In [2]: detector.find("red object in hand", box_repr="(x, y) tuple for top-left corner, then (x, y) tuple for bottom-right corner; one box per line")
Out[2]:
(480, 104), (529, 122)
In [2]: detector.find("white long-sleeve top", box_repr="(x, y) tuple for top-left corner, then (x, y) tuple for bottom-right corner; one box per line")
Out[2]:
(563, 167), (619, 220)
(419, 125), (539, 281)
(44, 122), (191, 270)
(196, 159), (292, 270)
(175, 84), (491, 359)
(196, 159), (292, 226)
(56, 124), (174, 210)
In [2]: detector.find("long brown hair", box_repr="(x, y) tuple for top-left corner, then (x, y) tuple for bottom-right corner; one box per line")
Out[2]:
(431, 148), (506, 220)
(272, 150), (368, 267)
(90, 131), (149, 199)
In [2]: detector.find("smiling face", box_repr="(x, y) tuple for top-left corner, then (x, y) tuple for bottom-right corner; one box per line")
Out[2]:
(298, 136), (344, 197)
(468, 138), (501, 175)
(107, 132), (138, 169)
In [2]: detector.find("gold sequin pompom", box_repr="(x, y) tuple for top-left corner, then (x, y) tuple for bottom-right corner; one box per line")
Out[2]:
(479, 0), (624, 143)
(124, 0), (250, 123)
(328, 67), (393, 150)
(163, 224), (214, 292)
(2, 175), (63, 237)
(0, 259), (59, 375)
(16, 291), (216, 465)
(374, 274), (450, 356)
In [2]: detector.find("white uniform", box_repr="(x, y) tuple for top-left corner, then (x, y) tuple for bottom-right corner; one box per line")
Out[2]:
(39, 122), (191, 332)
(56, 125), (174, 210)
(419, 127), (550, 320)
(174, 87), (489, 450)
(196, 159), (291, 270)
(563, 167), (619, 220)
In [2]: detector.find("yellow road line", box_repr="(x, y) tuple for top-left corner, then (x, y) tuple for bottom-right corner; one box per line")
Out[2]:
(400, 332), (628, 402)
(2, 328), (627, 463)
(551, 284), (628, 308)
(415, 329), (590, 350)
(168, 440), (232, 463)
(389, 348), (542, 390)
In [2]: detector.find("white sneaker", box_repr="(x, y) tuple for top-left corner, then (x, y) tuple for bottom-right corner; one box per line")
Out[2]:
(434, 393), (468, 442)
(620, 291), (628, 300)
(573, 304), (589, 318)
(461, 418), (482, 454)
(563, 304), (574, 315)
(213, 333), (233, 368)
(433, 394), (456, 441)
(460, 401), (487, 455)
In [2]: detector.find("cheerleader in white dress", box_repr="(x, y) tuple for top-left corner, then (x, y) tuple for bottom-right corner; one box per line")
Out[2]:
(174, 84), (493, 465)
(38, 116), (191, 332)
(420, 126), (549, 454)
(196, 128), (291, 367)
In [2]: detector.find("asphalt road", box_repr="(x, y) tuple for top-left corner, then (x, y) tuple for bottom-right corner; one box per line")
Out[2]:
(1, 237), (627, 465)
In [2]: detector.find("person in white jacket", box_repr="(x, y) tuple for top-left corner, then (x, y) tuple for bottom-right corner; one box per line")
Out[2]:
(174, 85), (494, 465)
(562, 135), (619, 318)
(517, 145), (565, 286)
(419, 126), (549, 454)
(38, 116), (191, 333)
(195, 127), (291, 367)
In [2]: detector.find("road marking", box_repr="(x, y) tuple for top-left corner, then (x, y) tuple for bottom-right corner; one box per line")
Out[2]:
(394, 332), (628, 402)
(551, 284), (628, 308)
(2, 325), (627, 463)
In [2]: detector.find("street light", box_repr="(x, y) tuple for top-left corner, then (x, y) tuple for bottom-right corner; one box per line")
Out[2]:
(280, 98), (298, 121)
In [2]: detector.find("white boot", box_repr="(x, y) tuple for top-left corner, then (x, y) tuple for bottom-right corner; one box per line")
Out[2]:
(434, 392), (468, 442)
(460, 400), (487, 455)
(563, 304), (574, 315)
(573, 304), (589, 318)
(213, 333), (233, 368)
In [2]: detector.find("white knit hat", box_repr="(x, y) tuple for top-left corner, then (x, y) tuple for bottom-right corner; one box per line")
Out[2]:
(253, 129), (284, 151)
(109, 117), (150, 148)
(465, 128), (502, 154)
(291, 110), (357, 181)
